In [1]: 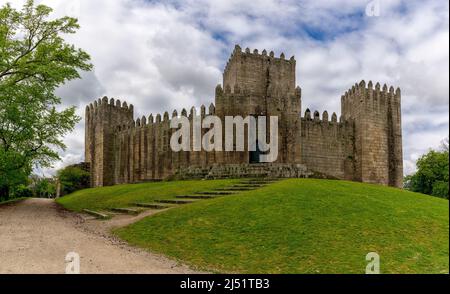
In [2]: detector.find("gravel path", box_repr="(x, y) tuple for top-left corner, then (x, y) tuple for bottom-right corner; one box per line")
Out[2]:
(0, 198), (198, 274)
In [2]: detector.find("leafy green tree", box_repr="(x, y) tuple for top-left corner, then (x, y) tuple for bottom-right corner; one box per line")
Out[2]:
(441, 137), (449, 152)
(34, 177), (56, 198)
(0, 0), (92, 199)
(57, 166), (90, 196)
(405, 139), (449, 199)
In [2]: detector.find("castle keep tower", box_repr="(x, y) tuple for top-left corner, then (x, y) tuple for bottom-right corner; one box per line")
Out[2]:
(215, 45), (302, 164)
(84, 45), (403, 188)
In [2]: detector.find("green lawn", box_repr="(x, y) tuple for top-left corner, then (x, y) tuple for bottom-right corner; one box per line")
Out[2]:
(56, 179), (239, 212)
(113, 179), (448, 274)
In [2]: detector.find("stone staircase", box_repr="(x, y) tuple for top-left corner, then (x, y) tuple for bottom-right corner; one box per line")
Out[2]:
(133, 203), (170, 209)
(87, 178), (281, 219)
(138, 177), (280, 211)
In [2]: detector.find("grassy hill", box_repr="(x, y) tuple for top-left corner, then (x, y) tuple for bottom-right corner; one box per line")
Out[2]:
(57, 179), (449, 274)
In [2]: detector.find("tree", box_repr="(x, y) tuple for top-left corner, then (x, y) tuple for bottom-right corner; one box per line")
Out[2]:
(405, 143), (449, 199)
(34, 177), (56, 198)
(0, 0), (92, 199)
(28, 174), (56, 198)
(441, 137), (449, 152)
(57, 165), (89, 196)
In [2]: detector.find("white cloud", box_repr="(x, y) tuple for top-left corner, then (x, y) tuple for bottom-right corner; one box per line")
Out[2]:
(1, 0), (448, 177)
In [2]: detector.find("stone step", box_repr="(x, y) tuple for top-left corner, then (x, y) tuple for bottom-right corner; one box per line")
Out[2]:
(240, 182), (275, 185)
(155, 199), (198, 205)
(232, 184), (265, 188)
(82, 209), (110, 219)
(195, 191), (236, 195)
(175, 195), (218, 199)
(132, 203), (170, 209)
(110, 207), (143, 215)
(214, 187), (256, 191)
(240, 179), (279, 184)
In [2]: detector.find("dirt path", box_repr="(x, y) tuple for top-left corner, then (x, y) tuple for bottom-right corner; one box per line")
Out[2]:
(0, 198), (198, 274)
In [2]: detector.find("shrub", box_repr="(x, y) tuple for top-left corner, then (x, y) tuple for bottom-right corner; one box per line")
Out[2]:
(432, 181), (449, 199)
(14, 185), (34, 198)
(58, 166), (90, 196)
(405, 147), (449, 199)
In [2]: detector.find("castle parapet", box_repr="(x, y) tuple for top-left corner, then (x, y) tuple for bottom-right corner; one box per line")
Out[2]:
(112, 102), (218, 135)
(341, 80), (401, 120)
(85, 96), (133, 126)
(223, 45), (296, 75)
(302, 108), (339, 124)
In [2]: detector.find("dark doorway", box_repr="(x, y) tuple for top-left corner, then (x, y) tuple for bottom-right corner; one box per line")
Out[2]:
(249, 140), (261, 163)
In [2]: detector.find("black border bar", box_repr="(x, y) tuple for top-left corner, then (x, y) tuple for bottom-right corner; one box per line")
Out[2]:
(0, 274), (448, 292)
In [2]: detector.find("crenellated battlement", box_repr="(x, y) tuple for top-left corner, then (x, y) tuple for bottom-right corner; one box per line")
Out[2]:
(113, 103), (217, 133)
(86, 96), (134, 112)
(223, 44), (295, 75)
(85, 96), (134, 126)
(341, 80), (401, 120)
(222, 45), (296, 99)
(302, 108), (340, 124)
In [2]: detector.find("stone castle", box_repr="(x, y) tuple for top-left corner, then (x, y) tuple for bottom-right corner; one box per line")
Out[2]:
(85, 45), (403, 188)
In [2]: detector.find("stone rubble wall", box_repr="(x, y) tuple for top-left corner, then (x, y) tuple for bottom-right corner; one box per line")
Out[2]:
(300, 109), (354, 180)
(174, 163), (312, 180)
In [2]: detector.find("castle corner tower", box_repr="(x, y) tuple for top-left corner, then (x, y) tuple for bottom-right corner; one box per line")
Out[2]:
(85, 97), (134, 187)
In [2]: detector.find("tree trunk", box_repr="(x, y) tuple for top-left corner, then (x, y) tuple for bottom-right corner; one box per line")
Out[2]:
(0, 185), (10, 200)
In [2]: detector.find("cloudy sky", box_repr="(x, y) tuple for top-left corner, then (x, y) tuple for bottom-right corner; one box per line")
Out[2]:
(2, 0), (449, 176)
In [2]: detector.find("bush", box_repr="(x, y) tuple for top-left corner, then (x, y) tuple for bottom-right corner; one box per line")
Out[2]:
(14, 185), (34, 198)
(58, 166), (90, 196)
(405, 147), (449, 199)
(432, 181), (449, 199)
(0, 168), (30, 200)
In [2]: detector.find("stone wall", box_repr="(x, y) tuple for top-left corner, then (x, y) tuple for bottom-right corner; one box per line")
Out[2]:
(175, 163), (312, 180)
(111, 106), (218, 184)
(300, 110), (354, 180)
